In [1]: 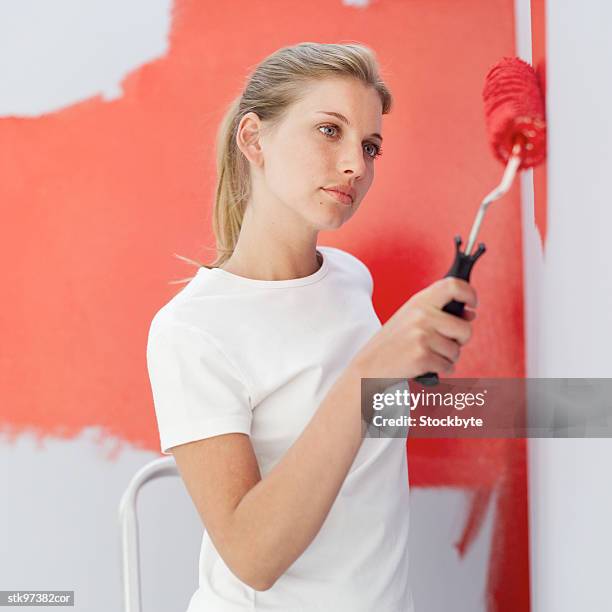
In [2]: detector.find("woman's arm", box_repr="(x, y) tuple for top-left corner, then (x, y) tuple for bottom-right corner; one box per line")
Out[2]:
(171, 359), (369, 591)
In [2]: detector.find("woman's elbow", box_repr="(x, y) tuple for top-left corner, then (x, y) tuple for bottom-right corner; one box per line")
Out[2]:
(251, 577), (276, 592)
(229, 557), (278, 592)
(236, 568), (277, 592)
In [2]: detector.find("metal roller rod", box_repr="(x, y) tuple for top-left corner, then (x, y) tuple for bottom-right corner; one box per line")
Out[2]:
(465, 142), (523, 255)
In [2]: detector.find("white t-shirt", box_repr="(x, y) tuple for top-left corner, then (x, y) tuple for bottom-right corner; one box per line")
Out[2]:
(146, 245), (414, 612)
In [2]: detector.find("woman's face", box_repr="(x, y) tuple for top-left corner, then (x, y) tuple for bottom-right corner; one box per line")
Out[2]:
(255, 77), (384, 231)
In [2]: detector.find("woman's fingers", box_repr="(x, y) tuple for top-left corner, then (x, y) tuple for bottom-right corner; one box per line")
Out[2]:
(462, 309), (477, 322)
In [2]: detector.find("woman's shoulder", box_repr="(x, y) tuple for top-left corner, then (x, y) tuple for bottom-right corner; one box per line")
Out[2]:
(319, 245), (374, 294)
(146, 284), (224, 350)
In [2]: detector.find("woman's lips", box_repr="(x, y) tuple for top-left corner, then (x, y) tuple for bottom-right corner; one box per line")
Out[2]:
(322, 188), (353, 206)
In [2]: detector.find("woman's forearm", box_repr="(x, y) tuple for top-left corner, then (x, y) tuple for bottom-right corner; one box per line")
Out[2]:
(228, 358), (371, 590)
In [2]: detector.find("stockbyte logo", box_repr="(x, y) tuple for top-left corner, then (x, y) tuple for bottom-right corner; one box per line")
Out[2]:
(361, 378), (612, 439)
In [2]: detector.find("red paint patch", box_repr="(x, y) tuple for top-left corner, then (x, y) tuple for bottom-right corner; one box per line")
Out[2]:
(0, 0), (528, 607)
(455, 486), (494, 558)
(531, 0), (548, 251)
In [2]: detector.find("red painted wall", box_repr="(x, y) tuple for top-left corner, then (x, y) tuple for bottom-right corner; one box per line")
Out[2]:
(531, 0), (548, 250)
(0, 0), (528, 607)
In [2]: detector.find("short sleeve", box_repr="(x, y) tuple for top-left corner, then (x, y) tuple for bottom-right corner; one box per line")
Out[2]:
(146, 318), (253, 455)
(359, 261), (374, 297)
(337, 248), (374, 296)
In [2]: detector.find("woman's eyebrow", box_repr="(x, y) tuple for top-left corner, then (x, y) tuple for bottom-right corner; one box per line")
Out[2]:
(315, 111), (383, 143)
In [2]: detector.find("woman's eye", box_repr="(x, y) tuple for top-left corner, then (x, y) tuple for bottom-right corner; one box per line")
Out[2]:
(319, 124), (383, 159)
(364, 143), (382, 159)
(319, 124), (339, 138)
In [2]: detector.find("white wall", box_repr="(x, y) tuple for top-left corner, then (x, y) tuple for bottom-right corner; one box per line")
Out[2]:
(517, 1), (612, 610)
(0, 0), (172, 116)
(0, 428), (202, 611)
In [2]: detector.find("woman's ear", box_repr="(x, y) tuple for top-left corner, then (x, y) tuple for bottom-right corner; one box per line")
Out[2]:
(236, 112), (265, 167)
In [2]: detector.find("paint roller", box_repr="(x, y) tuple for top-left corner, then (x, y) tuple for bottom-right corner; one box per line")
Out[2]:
(415, 57), (547, 386)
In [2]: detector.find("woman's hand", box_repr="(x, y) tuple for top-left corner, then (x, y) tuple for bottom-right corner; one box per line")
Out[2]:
(351, 278), (478, 379)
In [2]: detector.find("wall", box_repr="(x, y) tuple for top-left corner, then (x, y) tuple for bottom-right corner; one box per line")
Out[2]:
(0, 1), (528, 609)
(519, 0), (612, 610)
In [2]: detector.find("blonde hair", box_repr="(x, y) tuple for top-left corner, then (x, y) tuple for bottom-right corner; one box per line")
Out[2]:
(170, 41), (393, 284)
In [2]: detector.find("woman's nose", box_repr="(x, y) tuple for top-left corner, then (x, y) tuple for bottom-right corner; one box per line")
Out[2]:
(337, 144), (366, 178)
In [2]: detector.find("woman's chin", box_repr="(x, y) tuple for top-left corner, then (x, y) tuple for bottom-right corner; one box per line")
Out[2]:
(313, 200), (353, 229)
(315, 213), (349, 231)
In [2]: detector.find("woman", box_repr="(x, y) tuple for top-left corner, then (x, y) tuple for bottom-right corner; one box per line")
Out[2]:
(146, 41), (477, 612)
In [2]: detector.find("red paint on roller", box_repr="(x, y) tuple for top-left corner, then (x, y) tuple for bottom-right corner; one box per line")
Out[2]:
(483, 57), (546, 169)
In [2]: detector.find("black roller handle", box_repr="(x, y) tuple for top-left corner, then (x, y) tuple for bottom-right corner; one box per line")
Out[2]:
(413, 235), (486, 387)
